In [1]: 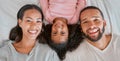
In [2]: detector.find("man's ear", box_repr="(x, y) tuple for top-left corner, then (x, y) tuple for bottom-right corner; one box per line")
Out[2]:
(79, 26), (83, 32)
(103, 20), (106, 27)
(18, 19), (22, 27)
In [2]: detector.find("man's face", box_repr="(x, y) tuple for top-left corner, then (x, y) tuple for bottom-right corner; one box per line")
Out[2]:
(80, 9), (106, 42)
(51, 18), (68, 44)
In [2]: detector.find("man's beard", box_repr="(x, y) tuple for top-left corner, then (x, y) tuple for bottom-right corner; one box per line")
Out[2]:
(82, 26), (105, 42)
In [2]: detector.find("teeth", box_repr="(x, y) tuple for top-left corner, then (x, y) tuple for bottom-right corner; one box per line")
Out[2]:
(29, 30), (37, 34)
(88, 28), (98, 34)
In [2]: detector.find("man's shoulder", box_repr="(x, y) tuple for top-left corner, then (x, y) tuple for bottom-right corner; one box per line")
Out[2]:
(38, 43), (53, 51)
(112, 33), (120, 41)
(67, 40), (89, 54)
(112, 33), (120, 37)
(65, 40), (92, 61)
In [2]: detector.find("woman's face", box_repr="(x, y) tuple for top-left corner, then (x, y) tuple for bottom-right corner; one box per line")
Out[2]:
(19, 9), (42, 40)
(51, 18), (68, 44)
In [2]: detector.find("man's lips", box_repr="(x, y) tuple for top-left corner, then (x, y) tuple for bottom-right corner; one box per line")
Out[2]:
(87, 28), (99, 36)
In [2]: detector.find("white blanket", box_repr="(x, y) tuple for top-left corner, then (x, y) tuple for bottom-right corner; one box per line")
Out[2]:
(0, 0), (120, 47)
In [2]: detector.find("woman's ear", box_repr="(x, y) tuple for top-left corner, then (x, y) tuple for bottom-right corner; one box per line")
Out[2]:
(18, 19), (22, 27)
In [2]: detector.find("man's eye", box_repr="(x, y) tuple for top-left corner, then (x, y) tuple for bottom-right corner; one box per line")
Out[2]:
(82, 21), (88, 24)
(53, 32), (57, 34)
(26, 20), (31, 22)
(94, 19), (100, 22)
(94, 19), (98, 21)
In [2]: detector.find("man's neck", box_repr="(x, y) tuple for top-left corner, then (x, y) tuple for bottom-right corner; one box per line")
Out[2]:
(87, 34), (111, 50)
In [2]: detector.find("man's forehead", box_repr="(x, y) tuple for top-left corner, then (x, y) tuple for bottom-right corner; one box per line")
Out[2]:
(81, 9), (100, 14)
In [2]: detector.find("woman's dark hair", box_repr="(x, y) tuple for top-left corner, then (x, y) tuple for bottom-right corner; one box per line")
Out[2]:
(9, 4), (45, 43)
(44, 24), (84, 60)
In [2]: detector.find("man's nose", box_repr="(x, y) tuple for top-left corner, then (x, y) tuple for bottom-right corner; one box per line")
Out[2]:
(89, 22), (96, 29)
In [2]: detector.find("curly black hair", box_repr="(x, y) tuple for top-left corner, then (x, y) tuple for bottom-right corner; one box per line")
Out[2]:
(43, 24), (84, 60)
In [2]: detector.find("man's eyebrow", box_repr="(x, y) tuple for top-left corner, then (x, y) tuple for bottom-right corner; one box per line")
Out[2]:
(25, 17), (32, 19)
(92, 16), (101, 18)
(81, 18), (87, 22)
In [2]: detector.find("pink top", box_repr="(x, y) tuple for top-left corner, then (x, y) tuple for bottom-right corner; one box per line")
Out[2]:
(40, 0), (86, 24)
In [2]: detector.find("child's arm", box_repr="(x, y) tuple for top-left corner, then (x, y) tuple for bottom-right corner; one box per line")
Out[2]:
(70, 0), (86, 24)
(39, 0), (53, 23)
(39, 0), (48, 16)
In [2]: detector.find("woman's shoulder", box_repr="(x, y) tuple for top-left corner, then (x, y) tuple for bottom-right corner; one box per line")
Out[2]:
(38, 43), (54, 51)
(0, 40), (13, 57)
(38, 43), (58, 56)
(0, 40), (13, 51)
(36, 43), (60, 61)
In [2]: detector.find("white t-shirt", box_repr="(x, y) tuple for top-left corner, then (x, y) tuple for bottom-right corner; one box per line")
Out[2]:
(0, 41), (59, 61)
(64, 34), (120, 61)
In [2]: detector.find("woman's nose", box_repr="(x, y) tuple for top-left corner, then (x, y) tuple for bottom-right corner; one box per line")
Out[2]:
(30, 22), (38, 29)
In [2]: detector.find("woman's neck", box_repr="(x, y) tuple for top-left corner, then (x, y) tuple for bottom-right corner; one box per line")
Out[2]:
(13, 38), (37, 54)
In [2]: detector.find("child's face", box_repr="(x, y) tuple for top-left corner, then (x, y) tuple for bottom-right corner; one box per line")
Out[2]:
(19, 9), (43, 40)
(51, 18), (68, 44)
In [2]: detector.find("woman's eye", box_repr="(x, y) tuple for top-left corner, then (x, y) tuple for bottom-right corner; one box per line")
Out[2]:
(37, 19), (42, 23)
(37, 21), (42, 23)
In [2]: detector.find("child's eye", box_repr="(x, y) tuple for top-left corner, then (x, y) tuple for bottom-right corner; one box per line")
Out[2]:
(61, 32), (65, 35)
(53, 32), (57, 34)
(52, 32), (57, 36)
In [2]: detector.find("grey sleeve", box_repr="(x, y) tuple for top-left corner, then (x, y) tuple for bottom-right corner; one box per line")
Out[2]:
(0, 48), (7, 61)
(45, 50), (60, 61)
